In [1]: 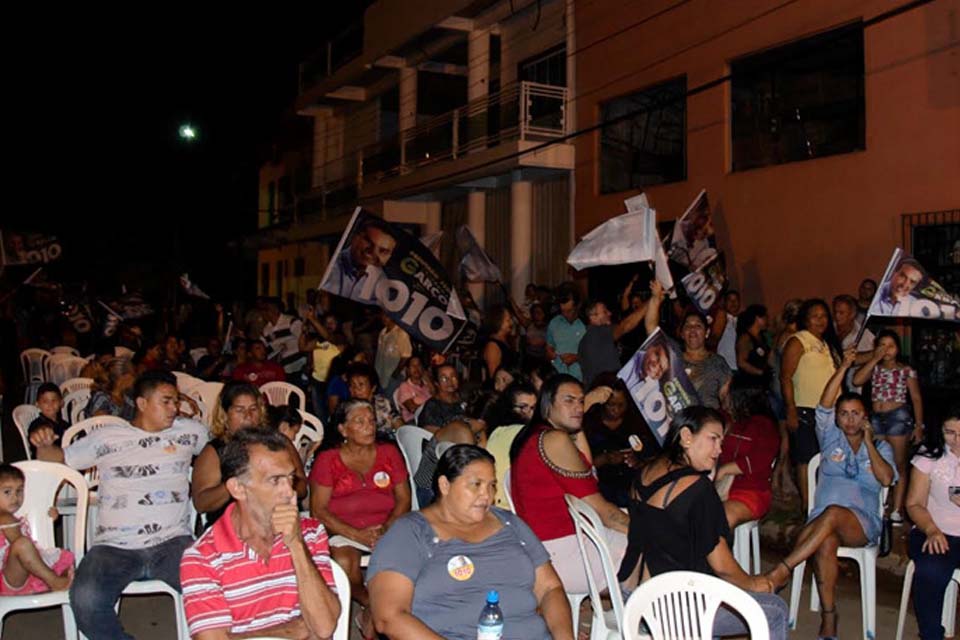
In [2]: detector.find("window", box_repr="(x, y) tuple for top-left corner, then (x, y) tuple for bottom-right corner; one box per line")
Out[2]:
(294, 256), (305, 277)
(519, 45), (566, 87)
(600, 76), (686, 194)
(275, 260), (284, 297)
(731, 23), (865, 171)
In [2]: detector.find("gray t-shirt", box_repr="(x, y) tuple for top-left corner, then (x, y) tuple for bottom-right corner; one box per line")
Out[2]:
(64, 417), (209, 549)
(368, 508), (552, 640)
(579, 324), (620, 389)
(684, 353), (732, 409)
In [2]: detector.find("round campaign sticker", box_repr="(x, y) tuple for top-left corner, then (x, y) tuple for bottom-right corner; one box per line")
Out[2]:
(373, 471), (391, 489)
(830, 448), (846, 463)
(447, 555), (475, 581)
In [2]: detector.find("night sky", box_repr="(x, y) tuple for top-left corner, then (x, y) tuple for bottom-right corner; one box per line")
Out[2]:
(9, 6), (366, 301)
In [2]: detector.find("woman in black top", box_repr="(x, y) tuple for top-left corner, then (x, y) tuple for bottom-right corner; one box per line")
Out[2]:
(618, 406), (788, 639)
(481, 305), (518, 379)
(733, 304), (772, 390)
(583, 374), (658, 507)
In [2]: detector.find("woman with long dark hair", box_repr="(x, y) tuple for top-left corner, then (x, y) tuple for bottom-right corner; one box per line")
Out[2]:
(618, 405), (788, 639)
(779, 298), (840, 511)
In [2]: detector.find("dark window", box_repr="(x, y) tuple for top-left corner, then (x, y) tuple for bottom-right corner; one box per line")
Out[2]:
(519, 45), (566, 87)
(731, 23), (865, 172)
(275, 260), (284, 297)
(600, 76), (686, 194)
(294, 256), (305, 277)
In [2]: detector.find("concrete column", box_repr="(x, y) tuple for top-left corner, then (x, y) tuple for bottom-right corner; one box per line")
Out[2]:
(467, 29), (490, 153)
(399, 67), (417, 168)
(467, 190), (486, 307)
(425, 201), (441, 235)
(510, 179), (533, 298)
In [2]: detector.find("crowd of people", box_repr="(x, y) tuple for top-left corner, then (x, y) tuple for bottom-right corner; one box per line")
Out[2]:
(1, 274), (957, 640)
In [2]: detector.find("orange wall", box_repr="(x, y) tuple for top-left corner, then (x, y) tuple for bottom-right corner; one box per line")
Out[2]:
(574, 0), (959, 312)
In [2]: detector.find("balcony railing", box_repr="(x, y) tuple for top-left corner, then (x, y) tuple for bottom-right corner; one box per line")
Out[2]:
(290, 81), (568, 223)
(299, 22), (364, 93)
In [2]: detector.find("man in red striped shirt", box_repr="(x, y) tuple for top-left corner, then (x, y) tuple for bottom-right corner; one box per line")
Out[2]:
(180, 429), (341, 639)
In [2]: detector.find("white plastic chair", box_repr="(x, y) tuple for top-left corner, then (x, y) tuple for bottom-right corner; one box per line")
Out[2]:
(0, 461), (89, 639)
(61, 417), (115, 553)
(20, 348), (51, 384)
(186, 381), (223, 425)
(395, 425), (431, 511)
(45, 354), (88, 387)
(51, 346), (81, 357)
(623, 570), (770, 640)
(61, 389), (92, 426)
(12, 404), (40, 459)
(295, 410), (325, 449)
(188, 347), (208, 366)
(330, 559), (352, 640)
(788, 454), (889, 640)
(566, 494), (623, 640)
(261, 381), (306, 410)
(732, 519), (761, 574)
(111, 580), (189, 640)
(895, 563), (959, 640)
(502, 468), (517, 514)
(60, 377), (95, 397)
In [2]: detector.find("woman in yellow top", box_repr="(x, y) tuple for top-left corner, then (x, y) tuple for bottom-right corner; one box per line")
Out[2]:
(779, 299), (840, 512)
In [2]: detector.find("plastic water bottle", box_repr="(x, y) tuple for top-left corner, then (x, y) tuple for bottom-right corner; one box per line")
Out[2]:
(477, 589), (504, 640)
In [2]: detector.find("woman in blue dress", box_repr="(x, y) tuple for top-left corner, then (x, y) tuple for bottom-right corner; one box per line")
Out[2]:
(765, 349), (896, 639)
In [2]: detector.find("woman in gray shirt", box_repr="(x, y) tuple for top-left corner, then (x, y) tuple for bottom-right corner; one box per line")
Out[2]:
(368, 445), (574, 640)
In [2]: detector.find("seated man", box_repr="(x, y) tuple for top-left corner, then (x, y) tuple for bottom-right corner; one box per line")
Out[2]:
(180, 428), (341, 639)
(31, 370), (209, 640)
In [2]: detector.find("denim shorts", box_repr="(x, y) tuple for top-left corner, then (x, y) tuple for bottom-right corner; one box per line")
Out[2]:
(870, 405), (914, 437)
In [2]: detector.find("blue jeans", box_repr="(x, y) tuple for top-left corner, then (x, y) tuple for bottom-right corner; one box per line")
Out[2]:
(909, 527), (960, 640)
(70, 535), (194, 640)
(712, 592), (788, 640)
(870, 405), (914, 437)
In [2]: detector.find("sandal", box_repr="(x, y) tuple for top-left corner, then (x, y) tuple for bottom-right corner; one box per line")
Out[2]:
(817, 606), (838, 640)
(771, 560), (793, 593)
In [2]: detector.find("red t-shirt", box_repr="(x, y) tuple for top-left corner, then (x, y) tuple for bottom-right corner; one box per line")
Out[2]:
(231, 361), (286, 386)
(718, 414), (780, 494)
(512, 424), (599, 541)
(309, 443), (407, 530)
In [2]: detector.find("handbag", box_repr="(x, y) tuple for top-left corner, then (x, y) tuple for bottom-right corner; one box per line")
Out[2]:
(878, 515), (894, 558)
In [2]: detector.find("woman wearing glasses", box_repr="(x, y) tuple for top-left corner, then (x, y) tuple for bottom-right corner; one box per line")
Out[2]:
(310, 399), (412, 639)
(765, 351), (896, 640)
(191, 381), (307, 528)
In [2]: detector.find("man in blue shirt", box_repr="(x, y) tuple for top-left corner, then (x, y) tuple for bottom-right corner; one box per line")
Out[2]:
(546, 286), (586, 381)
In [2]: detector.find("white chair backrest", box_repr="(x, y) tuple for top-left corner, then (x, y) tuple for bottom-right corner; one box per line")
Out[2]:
(295, 410), (325, 448)
(14, 460), (89, 564)
(12, 404), (40, 459)
(60, 376), (95, 397)
(395, 425), (432, 511)
(413, 400), (427, 424)
(173, 371), (203, 394)
(189, 347), (208, 366)
(566, 494), (625, 635)
(62, 416), (115, 486)
(503, 469), (517, 513)
(807, 453), (888, 520)
(261, 381), (306, 411)
(396, 426), (431, 479)
(45, 354), (87, 386)
(623, 570), (770, 640)
(50, 346), (81, 357)
(20, 348), (51, 383)
(392, 388), (403, 414)
(62, 389), (92, 425)
(331, 557), (352, 640)
(187, 381), (224, 425)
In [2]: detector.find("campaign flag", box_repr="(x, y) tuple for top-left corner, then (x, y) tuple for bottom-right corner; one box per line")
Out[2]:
(567, 196), (658, 270)
(867, 248), (959, 322)
(618, 328), (699, 445)
(681, 253), (727, 315)
(1, 230), (63, 266)
(625, 194), (675, 296)
(456, 225), (502, 283)
(420, 231), (444, 258)
(319, 207), (467, 352)
(669, 189), (718, 271)
(180, 273), (211, 300)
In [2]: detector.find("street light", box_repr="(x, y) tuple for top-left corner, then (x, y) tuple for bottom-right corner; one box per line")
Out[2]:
(179, 124), (197, 141)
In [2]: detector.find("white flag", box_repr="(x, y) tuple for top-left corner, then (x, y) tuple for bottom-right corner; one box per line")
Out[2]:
(567, 196), (657, 270)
